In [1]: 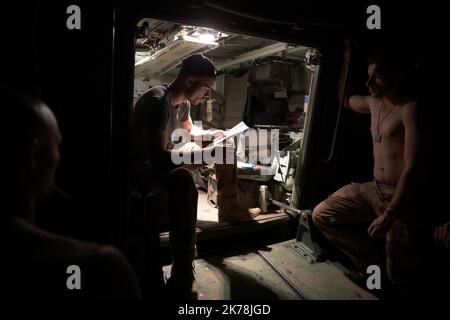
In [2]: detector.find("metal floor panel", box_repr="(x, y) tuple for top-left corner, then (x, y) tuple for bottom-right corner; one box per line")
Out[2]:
(164, 251), (303, 300)
(258, 240), (377, 300)
(164, 240), (377, 300)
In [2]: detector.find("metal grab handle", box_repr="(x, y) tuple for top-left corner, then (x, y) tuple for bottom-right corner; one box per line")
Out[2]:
(320, 54), (350, 163)
(270, 199), (301, 218)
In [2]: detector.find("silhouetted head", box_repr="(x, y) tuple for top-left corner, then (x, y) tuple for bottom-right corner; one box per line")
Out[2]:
(178, 54), (217, 105)
(1, 87), (62, 220)
(366, 50), (416, 99)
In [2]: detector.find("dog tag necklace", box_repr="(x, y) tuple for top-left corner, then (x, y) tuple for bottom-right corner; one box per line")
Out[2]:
(374, 100), (395, 143)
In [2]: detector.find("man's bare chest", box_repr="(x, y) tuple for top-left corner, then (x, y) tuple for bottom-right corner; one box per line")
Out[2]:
(370, 105), (404, 144)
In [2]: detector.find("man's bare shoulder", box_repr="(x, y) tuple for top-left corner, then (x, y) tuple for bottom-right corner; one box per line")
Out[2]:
(6, 219), (140, 299)
(9, 218), (119, 261)
(401, 100), (421, 127)
(366, 96), (385, 114)
(348, 95), (371, 113)
(366, 96), (381, 107)
(401, 100), (419, 109)
(400, 100), (420, 118)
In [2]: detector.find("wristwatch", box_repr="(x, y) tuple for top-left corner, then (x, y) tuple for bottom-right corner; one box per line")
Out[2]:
(386, 207), (398, 219)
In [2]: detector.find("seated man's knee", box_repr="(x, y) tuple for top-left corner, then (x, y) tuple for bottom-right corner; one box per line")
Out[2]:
(312, 201), (331, 229)
(169, 168), (198, 197)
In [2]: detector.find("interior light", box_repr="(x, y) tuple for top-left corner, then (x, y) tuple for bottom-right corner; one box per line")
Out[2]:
(182, 35), (218, 46)
(199, 33), (215, 43)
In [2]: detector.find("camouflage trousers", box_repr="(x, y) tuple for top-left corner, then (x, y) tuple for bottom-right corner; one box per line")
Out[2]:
(312, 181), (430, 290)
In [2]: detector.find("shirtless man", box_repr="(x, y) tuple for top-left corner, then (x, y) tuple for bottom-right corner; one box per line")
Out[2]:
(2, 87), (141, 298)
(312, 49), (428, 295)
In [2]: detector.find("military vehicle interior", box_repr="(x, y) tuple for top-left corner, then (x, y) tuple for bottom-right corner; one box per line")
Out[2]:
(133, 18), (320, 245)
(2, 2), (447, 302)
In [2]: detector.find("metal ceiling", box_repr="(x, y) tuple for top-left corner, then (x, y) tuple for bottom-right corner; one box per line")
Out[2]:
(135, 19), (309, 80)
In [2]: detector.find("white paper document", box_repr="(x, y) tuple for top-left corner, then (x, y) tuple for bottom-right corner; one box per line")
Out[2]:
(213, 121), (249, 146)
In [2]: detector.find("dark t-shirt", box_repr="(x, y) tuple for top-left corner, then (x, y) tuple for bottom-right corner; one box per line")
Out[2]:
(131, 85), (190, 159)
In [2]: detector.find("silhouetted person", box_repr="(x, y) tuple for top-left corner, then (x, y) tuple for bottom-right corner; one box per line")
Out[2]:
(312, 48), (432, 297)
(2, 87), (141, 299)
